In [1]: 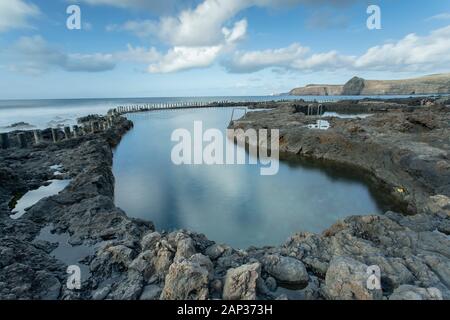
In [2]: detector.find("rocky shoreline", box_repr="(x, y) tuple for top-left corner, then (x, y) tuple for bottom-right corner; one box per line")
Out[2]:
(1, 98), (449, 300)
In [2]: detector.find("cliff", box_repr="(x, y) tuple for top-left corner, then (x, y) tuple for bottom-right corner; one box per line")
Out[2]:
(289, 73), (450, 96)
(289, 84), (344, 96)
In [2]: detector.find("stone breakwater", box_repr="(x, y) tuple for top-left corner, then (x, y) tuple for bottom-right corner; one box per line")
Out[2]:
(0, 99), (449, 300)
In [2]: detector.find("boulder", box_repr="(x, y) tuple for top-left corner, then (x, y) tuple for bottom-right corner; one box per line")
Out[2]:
(223, 263), (261, 300)
(160, 258), (209, 300)
(174, 237), (196, 262)
(262, 254), (309, 286)
(141, 232), (161, 251)
(324, 256), (382, 300)
(389, 285), (442, 300)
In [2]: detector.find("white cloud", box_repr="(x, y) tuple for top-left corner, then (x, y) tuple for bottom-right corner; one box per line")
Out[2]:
(146, 19), (247, 73)
(0, 0), (40, 32)
(426, 13), (450, 21)
(103, 0), (355, 73)
(224, 25), (450, 74)
(354, 25), (450, 72)
(148, 46), (223, 73)
(9, 36), (116, 74)
(225, 43), (310, 73)
(118, 44), (161, 64)
(75, 0), (182, 14)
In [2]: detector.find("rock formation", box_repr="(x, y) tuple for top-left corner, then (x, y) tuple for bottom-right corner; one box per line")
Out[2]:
(289, 73), (450, 96)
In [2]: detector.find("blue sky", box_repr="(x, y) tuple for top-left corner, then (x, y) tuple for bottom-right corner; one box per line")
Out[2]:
(0, 0), (449, 99)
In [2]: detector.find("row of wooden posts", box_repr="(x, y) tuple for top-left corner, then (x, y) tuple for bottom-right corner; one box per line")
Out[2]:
(111, 101), (232, 115)
(0, 116), (117, 150)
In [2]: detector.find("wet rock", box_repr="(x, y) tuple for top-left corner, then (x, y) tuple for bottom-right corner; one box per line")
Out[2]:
(109, 271), (143, 300)
(160, 258), (209, 300)
(265, 277), (277, 292)
(34, 271), (61, 300)
(262, 254), (309, 286)
(140, 284), (162, 300)
(92, 286), (111, 300)
(389, 285), (443, 300)
(223, 263), (261, 300)
(324, 256), (382, 300)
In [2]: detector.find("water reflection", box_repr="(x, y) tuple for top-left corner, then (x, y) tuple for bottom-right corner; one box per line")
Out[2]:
(113, 108), (387, 249)
(10, 180), (71, 219)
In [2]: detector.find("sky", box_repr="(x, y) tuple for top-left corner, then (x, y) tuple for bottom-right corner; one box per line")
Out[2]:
(0, 0), (449, 99)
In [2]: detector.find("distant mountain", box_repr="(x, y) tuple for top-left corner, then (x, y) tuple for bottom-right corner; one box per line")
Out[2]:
(289, 73), (450, 96)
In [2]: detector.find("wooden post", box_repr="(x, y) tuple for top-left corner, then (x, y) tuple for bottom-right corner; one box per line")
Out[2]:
(72, 125), (79, 137)
(52, 128), (59, 143)
(18, 133), (27, 148)
(64, 126), (71, 139)
(0, 133), (10, 149)
(33, 130), (42, 144)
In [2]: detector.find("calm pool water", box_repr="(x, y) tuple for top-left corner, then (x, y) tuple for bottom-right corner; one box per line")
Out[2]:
(113, 108), (387, 248)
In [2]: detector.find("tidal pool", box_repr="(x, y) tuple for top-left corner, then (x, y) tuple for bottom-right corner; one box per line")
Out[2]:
(10, 179), (71, 219)
(113, 108), (389, 248)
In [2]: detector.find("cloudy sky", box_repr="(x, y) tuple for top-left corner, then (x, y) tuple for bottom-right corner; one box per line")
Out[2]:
(0, 0), (449, 99)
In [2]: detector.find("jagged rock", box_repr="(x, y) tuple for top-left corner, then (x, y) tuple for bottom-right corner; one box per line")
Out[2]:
(223, 263), (261, 300)
(174, 237), (196, 262)
(92, 286), (111, 300)
(129, 250), (155, 281)
(141, 232), (161, 251)
(106, 245), (135, 267)
(109, 271), (143, 300)
(34, 271), (62, 300)
(389, 285), (443, 300)
(140, 285), (162, 300)
(160, 257), (209, 300)
(190, 254), (214, 280)
(262, 254), (309, 286)
(324, 256), (382, 300)
(205, 244), (229, 260)
(154, 248), (174, 277)
(426, 195), (450, 217)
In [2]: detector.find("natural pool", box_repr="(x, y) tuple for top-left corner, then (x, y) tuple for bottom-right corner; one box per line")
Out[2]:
(113, 108), (389, 249)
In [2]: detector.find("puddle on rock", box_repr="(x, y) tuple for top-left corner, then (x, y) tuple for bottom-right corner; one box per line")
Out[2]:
(50, 164), (64, 176)
(34, 225), (97, 281)
(322, 112), (373, 119)
(10, 179), (71, 219)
